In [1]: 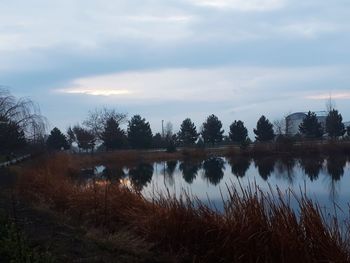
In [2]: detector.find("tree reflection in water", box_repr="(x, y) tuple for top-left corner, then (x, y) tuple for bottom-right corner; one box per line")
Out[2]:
(275, 157), (296, 184)
(228, 157), (251, 178)
(202, 157), (225, 186)
(253, 157), (275, 181)
(163, 160), (177, 186)
(102, 166), (126, 183)
(299, 157), (324, 181)
(129, 163), (154, 191)
(179, 160), (201, 184)
(327, 156), (347, 181)
(325, 156), (347, 202)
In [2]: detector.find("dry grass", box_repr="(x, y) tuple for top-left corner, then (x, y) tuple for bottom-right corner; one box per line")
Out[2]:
(16, 153), (350, 263)
(226, 140), (350, 158)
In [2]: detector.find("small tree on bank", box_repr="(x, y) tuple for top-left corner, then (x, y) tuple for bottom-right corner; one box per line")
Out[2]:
(101, 117), (126, 150)
(152, 133), (164, 148)
(72, 126), (96, 152)
(0, 88), (46, 144)
(46, 127), (69, 150)
(83, 108), (127, 140)
(178, 118), (199, 146)
(299, 111), (323, 139)
(254, 116), (275, 142)
(325, 109), (345, 139)
(127, 115), (153, 149)
(0, 118), (26, 154)
(229, 120), (248, 144)
(201, 114), (224, 146)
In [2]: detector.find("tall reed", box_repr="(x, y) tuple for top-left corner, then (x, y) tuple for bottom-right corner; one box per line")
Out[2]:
(17, 153), (350, 262)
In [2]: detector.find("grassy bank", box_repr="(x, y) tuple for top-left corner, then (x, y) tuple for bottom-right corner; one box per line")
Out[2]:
(226, 140), (350, 158)
(14, 153), (350, 262)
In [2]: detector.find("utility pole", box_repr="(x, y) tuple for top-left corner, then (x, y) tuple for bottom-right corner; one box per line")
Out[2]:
(162, 120), (164, 138)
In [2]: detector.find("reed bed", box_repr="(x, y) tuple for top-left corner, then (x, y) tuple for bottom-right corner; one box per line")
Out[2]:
(16, 153), (350, 262)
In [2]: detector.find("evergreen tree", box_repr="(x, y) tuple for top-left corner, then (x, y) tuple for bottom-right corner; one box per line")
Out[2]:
(325, 109), (345, 138)
(127, 115), (153, 149)
(73, 126), (96, 152)
(201, 114), (224, 146)
(46, 127), (69, 150)
(178, 118), (199, 146)
(254, 116), (275, 142)
(152, 133), (164, 148)
(299, 111), (324, 139)
(0, 118), (26, 154)
(229, 120), (248, 144)
(101, 117), (126, 150)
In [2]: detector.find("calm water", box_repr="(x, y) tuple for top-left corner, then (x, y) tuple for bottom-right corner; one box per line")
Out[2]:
(79, 156), (350, 217)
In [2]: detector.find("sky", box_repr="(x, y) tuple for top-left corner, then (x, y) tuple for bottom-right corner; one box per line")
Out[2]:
(1, 0), (350, 136)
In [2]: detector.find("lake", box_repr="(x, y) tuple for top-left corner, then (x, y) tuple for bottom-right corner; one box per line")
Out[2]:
(79, 155), (350, 218)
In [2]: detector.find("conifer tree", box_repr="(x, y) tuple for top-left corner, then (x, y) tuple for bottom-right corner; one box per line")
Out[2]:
(178, 118), (199, 146)
(254, 115), (275, 142)
(229, 120), (248, 144)
(325, 109), (345, 138)
(299, 111), (323, 139)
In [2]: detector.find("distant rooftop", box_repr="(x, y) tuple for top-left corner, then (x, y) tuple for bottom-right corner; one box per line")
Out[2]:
(286, 111), (328, 119)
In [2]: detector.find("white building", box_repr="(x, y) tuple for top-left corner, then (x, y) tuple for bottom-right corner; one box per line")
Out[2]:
(285, 111), (327, 136)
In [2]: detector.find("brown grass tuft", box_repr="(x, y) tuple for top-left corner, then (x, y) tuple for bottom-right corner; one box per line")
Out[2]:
(16, 153), (350, 263)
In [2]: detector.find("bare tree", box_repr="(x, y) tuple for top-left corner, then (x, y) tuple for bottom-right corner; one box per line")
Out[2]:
(164, 121), (173, 139)
(273, 118), (286, 135)
(274, 112), (292, 136)
(326, 94), (336, 113)
(83, 108), (127, 140)
(0, 88), (47, 142)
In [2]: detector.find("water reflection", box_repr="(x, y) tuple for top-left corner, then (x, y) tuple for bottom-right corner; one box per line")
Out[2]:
(78, 155), (350, 213)
(327, 156), (347, 181)
(128, 163), (154, 191)
(163, 161), (177, 186)
(228, 157), (250, 178)
(101, 166), (125, 183)
(166, 161), (177, 177)
(326, 156), (347, 201)
(300, 157), (324, 181)
(275, 158), (296, 184)
(253, 157), (275, 181)
(202, 157), (225, 185)
(179, 160), (201, 184)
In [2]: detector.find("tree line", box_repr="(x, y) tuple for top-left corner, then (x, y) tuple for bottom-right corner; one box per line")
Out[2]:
(1, 89), (350, 154)
(46, 108), (350, 152)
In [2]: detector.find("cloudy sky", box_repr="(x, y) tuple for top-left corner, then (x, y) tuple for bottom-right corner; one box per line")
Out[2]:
(2, 0), (350, 135)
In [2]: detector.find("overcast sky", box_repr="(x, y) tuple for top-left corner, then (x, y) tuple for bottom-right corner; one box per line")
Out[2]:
(2, 0), (350, 136)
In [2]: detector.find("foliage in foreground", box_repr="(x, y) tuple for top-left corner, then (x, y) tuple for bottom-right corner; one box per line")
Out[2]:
(17, 153), (350, 263)
(0, 212), (54, 263)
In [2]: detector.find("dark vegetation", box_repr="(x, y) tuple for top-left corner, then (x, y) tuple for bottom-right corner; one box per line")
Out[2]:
(2, 88), (350, 158)
(13, 153), (350, 263)
(2, 89), (350, 262)
(299, 111), (324, 139)
(0, 89), (46, 158)
(0, 211), (54, 263)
